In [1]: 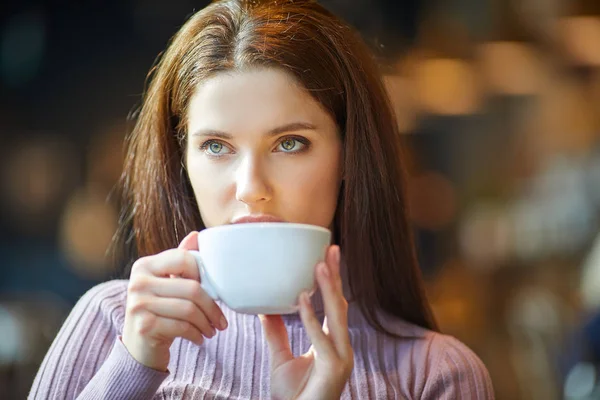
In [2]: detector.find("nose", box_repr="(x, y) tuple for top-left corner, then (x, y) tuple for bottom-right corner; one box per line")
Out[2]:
(235, 155), (272, 205)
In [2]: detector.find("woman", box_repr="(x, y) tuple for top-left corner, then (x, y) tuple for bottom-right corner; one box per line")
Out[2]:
(30, 0), (494, 398)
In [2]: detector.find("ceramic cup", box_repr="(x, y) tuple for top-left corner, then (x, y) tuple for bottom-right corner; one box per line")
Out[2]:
(189, 222), (331, 314)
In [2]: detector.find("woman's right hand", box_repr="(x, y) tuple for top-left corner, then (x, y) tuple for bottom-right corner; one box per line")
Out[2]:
(122, 231), (228, 371)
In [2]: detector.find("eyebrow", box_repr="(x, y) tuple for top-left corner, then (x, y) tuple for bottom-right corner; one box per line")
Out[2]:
(190, 122), (317, 139)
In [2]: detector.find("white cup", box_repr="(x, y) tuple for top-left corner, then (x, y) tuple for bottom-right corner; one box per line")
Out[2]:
(189, 222), (331, 315)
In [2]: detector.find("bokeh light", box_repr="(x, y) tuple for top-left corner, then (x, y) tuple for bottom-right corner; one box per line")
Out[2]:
(413, 58), (481, 115)
(559, 16), (600, 67)
(59, 185), (118, 279)
(478, 41), (545, 96)
(0, 135), (79, 234)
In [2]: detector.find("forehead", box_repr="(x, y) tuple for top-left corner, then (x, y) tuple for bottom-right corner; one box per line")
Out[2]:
(186, 68), (334, 134)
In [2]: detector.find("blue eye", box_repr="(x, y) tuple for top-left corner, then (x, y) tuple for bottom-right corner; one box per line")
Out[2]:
(277, 137), (309, 153)
(200, 140), (232, 156)
(281, 138), (297, 151)
(209, 142), (223, 153)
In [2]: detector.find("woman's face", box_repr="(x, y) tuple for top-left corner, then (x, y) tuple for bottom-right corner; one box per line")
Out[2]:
(186, 68), (343, 229)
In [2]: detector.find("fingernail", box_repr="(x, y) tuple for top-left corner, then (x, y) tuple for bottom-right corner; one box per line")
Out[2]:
(220, 316), (228, 330)
(320, 262), (330, 278)
(334, 246), (341, 264)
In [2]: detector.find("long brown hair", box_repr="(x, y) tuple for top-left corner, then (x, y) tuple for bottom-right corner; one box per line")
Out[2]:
(113, 0), (438, 334)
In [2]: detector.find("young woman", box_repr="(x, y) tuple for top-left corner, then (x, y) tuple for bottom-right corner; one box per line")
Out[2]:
(30, 0), (494, 398)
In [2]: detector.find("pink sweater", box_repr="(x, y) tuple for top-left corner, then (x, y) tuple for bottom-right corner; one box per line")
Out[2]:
(29, 280), (494, 399)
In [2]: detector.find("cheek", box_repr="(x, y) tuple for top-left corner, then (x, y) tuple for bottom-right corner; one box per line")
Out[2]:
(186, 159), (233, 220)
(278, 151), (342, 223)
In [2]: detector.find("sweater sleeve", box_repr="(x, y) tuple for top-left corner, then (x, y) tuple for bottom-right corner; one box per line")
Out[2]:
(421, 334), (495, 400)
(28, 280), (169, 400)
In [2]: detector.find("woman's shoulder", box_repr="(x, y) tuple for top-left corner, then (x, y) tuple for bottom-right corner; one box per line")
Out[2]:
(70, 279), (129, 329)
(78, 279), (129, 305)
(372, 315), (494, 398)
(419, 331), (494, 398)
(420, 330), (489, 376)
(378, 315), (488, 369)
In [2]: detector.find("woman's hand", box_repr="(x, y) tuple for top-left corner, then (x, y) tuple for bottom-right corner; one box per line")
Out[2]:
(260, 245), (354, 400)
(122, 231), (228, 371)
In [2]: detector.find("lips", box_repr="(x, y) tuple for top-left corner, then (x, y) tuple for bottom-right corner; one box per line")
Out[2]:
(231, 214), (285, 224)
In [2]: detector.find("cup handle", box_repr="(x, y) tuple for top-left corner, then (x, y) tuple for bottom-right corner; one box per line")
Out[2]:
(189, 250), (219, 300)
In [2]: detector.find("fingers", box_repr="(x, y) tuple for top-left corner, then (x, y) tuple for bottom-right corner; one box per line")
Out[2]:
(129, 275), (228, 331)
(153, 276), (227, 330)
(298, 292), (338, 361)
(259, 314), (293, 370)
(138, 311), (205, 345)
(328, 243), (342, 276)
(316, 245), (352, 360)
(178, 231), (199, 251)
(131, 248), (200, 280)
(129, 231), (200, 280)
(167, 232), (199, 280)
(140, 296), (216, 339)
(122, 231), (218, 370)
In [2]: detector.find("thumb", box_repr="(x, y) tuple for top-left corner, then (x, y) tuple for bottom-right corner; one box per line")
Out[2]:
(259, 315), (293, 370)
(178, 231), (199, 251)
(169, 232), (199, 279)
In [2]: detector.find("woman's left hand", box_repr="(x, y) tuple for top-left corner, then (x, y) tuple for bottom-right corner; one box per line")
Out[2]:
(260, 245), (354, 400)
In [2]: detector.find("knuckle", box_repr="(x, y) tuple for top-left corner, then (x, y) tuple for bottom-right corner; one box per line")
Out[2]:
(175, 319), (191, 333)
(169, 249), (188, 266)
(136, 312), (156, 335)
(167, 249), (196, 272)
(128, 276), (149, 294)
(131, 257), (150, 275)
(187, 280), (203, 298)
(127, 296), (146, 314)
(182, 251), (196, 267)
(183, 302), (197, 319)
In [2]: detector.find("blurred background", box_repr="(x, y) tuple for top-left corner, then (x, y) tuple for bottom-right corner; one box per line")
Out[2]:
(1, 0), (600, 398)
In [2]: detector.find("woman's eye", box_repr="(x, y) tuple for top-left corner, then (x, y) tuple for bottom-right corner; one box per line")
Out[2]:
(209, 142), (223, 153)
(277, 137), (308, 153)
(201, 140), (232, 156)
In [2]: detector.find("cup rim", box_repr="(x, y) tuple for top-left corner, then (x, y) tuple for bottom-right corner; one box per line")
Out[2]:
(198, 222), (331, 235)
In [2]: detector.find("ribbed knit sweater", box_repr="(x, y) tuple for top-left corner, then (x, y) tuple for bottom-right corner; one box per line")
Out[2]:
(29, 280), (494, 399)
